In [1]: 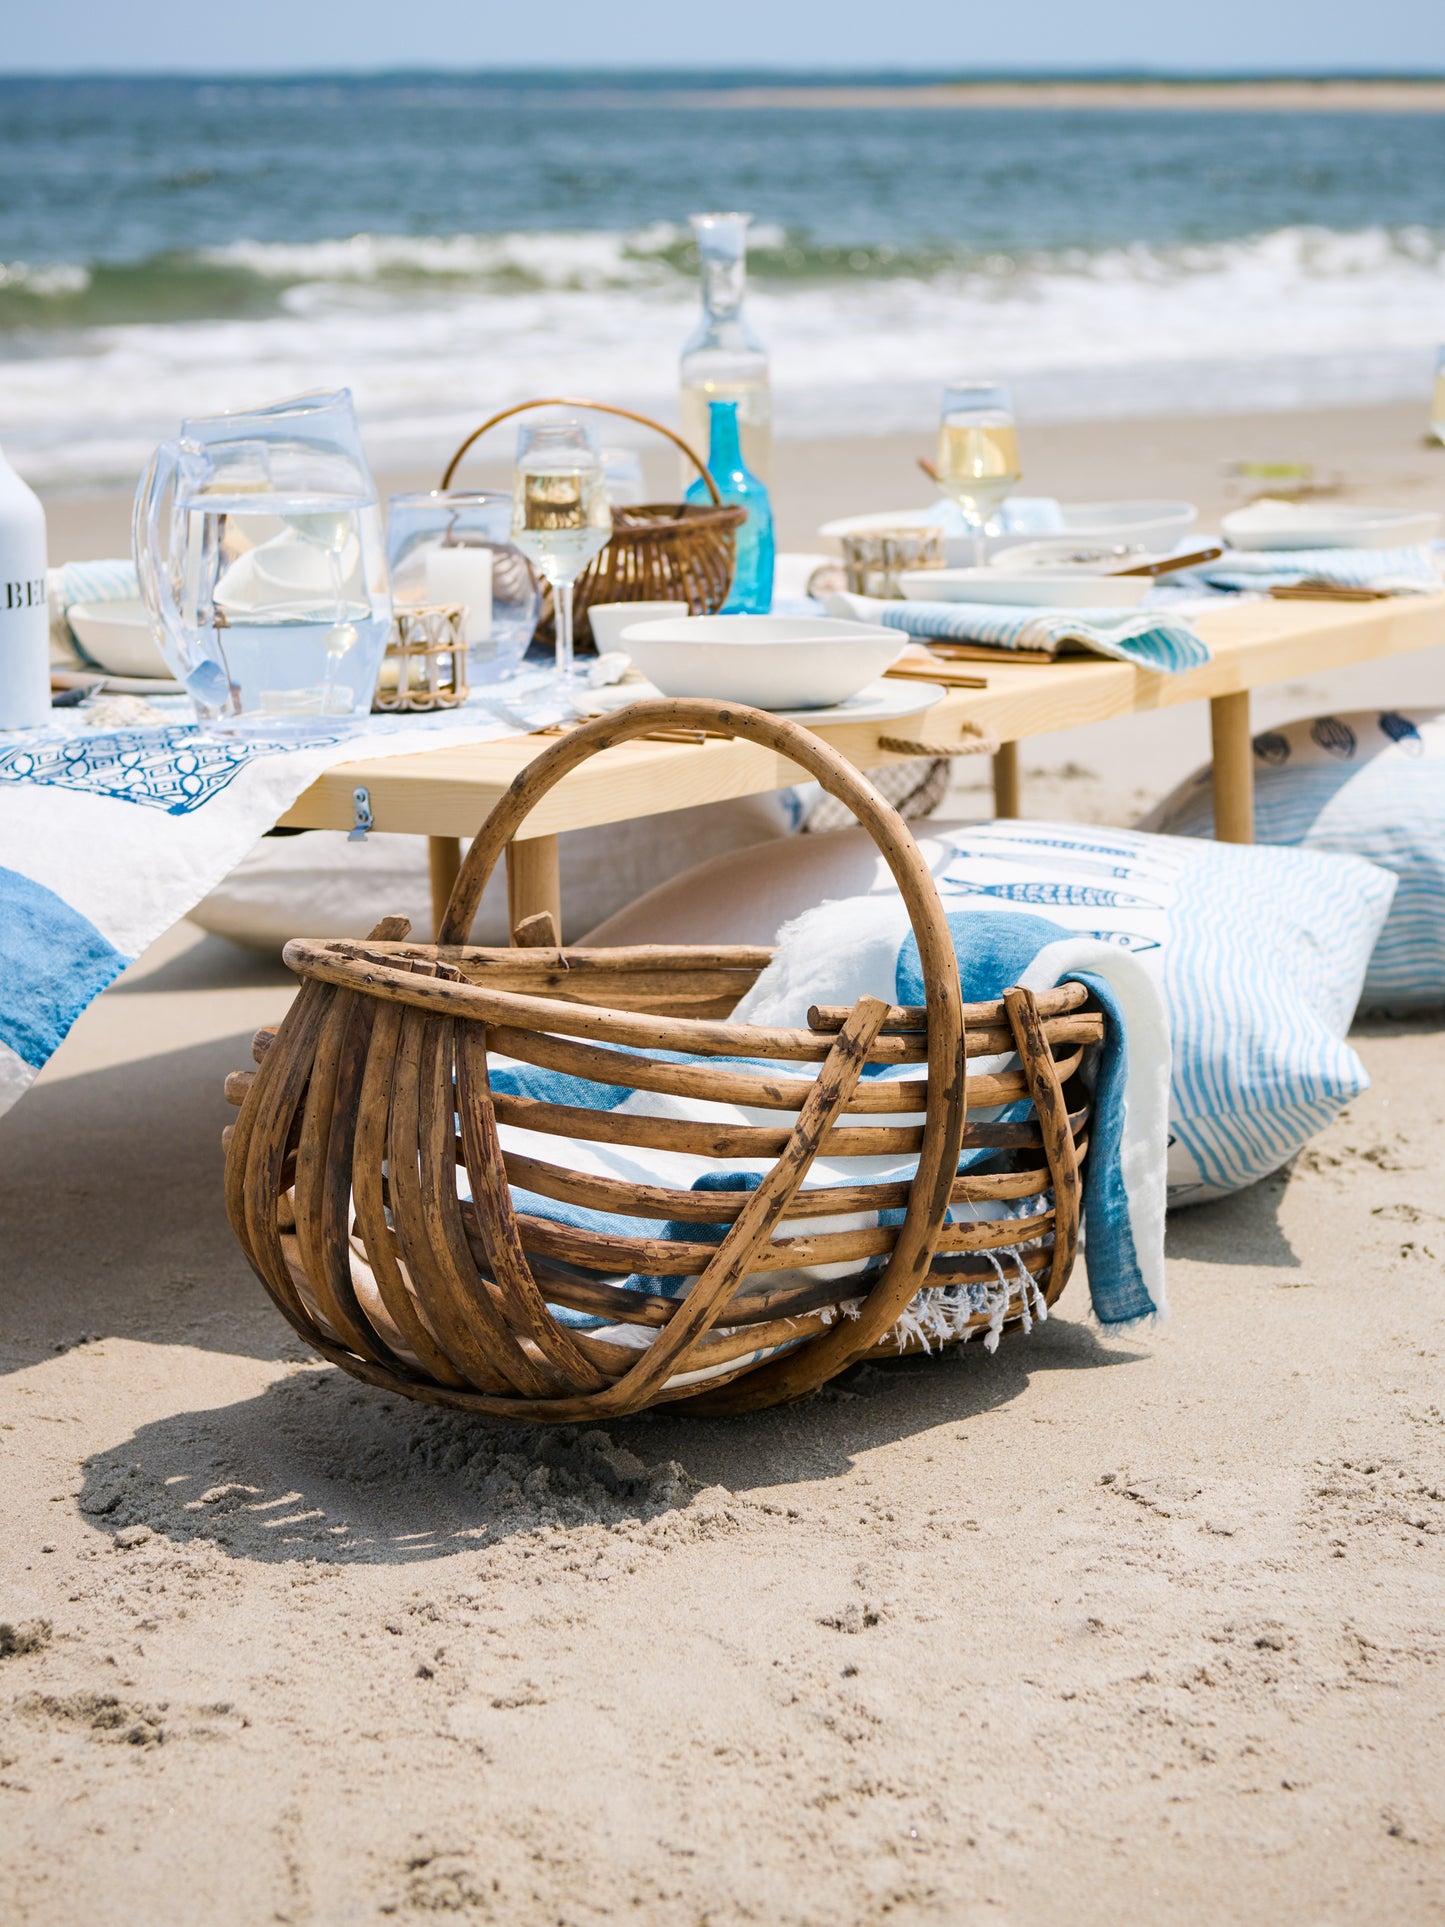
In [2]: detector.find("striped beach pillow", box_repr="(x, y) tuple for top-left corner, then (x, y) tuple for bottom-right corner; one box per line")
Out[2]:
(924, 823), (1396, 1205)
(1141, 709), (1445, 1012)
(590, 819), (1398, 1207)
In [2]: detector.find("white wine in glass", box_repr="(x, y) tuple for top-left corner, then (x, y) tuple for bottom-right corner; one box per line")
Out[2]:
(936, 381), (1021, 553)
(509, 422), (612, 682)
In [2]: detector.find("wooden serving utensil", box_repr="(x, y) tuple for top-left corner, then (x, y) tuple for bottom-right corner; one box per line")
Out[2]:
(883, 656), (989, 691)
(1268, 582), (1392, 602)
(1112, 545), (1223, 577)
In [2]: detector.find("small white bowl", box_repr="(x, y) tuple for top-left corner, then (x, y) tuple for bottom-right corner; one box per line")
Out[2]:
(68, 599), (171, 679)
(588, 599), (688, 652)
(897, 569), (1151, 609)
(620, 615), (905, 710)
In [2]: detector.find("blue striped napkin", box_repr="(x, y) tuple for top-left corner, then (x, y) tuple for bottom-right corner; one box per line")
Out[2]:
(826, 591), (1210, 675)
(1195, 545), (1442, 594)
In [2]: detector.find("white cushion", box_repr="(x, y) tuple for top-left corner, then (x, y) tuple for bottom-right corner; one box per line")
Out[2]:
(192, 791), (805, 950)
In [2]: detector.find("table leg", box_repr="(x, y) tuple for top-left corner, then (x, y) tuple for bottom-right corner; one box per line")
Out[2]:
(506, 834), (562, 943)
(992, 740), (1020, 818)
(1210, 692), (1255, 844)
(427, 835), (462, 939)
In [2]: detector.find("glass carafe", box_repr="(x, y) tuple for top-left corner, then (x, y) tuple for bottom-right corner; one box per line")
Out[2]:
(679, 212), (772, 486)
(133, 388), (391, 729)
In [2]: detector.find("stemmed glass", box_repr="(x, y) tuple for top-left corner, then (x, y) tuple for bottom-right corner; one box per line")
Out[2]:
(509, 420), (612, 683)
(935, 380), (1021, 559)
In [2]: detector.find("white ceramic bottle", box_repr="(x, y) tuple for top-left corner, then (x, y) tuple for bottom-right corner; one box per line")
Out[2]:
(0, 442), (50, 731)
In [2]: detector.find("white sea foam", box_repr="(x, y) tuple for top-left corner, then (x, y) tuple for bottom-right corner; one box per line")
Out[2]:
(3, 223), (1441, 488)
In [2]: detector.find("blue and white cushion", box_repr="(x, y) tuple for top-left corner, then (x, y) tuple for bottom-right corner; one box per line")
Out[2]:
(1142, 709), (1445, 1012)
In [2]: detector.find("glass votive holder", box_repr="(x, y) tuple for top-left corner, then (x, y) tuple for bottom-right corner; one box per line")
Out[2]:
(840, 527), (947, 598)
(386, 490), (541, 683)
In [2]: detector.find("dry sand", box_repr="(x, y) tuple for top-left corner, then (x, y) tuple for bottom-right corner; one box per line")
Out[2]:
(2, 405), (1444, 1924)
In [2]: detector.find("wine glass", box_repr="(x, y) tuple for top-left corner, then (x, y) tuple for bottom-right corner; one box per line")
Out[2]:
(936, 380), (1021, 560)
(509, 420), (612, 683)
(1431, 345), (1445, 448)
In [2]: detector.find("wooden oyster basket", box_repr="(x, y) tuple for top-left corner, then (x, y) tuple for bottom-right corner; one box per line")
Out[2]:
(223, 702), (1104, 1420)
(440, 398), (746, 649)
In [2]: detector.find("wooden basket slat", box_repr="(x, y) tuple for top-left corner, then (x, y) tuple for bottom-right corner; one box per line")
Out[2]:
(507, 1202), (1058, 1281)
(348, 1000), (472, 1392)
(388, 1007), (537, 1397)
(454, 1020), (609, 1395)
(498, 1148), (1064, 1225)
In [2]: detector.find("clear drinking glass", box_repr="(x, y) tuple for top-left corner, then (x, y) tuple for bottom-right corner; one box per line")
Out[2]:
(386, 490), (540, 685)
(509, 421), (612, 683)
(1431, 345), (1445, 448)
(936, 380), (1022, 558)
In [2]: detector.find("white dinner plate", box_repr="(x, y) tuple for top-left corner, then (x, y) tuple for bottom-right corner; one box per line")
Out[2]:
(820, 499), (1197, 565)
(1220, 502), (1441, 551)
(898, 568), (1152, 609)
(577, 676), (946, 727)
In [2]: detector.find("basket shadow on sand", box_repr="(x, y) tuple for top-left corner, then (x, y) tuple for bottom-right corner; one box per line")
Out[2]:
(74, 1321), (1140, 1567)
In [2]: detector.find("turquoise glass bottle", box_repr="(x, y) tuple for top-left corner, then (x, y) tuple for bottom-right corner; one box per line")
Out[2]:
(686, 398), (774, 614)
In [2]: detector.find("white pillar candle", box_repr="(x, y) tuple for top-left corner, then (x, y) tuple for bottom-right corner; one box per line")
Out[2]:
(425, 545), (492, 645)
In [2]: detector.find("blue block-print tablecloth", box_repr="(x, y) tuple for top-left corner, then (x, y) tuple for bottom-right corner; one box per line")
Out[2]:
(0, 692), (526, 1115)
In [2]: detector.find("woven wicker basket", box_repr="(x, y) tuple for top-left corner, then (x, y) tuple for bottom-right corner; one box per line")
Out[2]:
(223, 702), (1102, 1421)
(440, 398), (746, 650)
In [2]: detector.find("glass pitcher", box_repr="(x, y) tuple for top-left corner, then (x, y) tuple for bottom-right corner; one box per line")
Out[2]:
(133, 389), (391, 728)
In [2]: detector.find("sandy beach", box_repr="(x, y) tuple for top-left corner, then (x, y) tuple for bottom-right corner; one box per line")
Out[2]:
(2, 402), (1444, 1923)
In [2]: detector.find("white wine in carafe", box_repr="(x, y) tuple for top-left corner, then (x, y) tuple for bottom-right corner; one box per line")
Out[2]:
(680, 375), (772, 485)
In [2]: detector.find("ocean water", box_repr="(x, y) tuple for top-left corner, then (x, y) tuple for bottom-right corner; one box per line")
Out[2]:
(2, 75), (1444, 487)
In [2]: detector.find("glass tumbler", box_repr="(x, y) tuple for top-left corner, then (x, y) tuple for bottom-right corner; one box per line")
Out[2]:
(386, 490), (541, 685)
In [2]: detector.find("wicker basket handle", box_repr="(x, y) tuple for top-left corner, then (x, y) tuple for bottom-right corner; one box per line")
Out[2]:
(439, 397), (723, 506)
(438, 696), (968, 1404)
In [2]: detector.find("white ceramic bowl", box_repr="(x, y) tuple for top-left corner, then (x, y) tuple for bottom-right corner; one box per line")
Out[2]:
(587, 599), (688, 652)
(620, 615), (905, 710)
(67, 599), (171, 679)
(1220, 503), (1442, 552)
(897, 568), (1151, 609)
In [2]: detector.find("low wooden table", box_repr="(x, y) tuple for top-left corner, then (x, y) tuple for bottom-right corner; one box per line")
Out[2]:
(278, 593), (1445, 935)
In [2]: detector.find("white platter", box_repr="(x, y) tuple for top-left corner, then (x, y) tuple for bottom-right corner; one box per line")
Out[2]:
(50, 668), (185, 696)
(1220, 502), (1441, 551)
(820, 499), (1197, 566)
(578, 676), (945, 728)
(898, 568), (1151, 609)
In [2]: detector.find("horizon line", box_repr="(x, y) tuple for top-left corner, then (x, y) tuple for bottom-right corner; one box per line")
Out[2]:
(5, 66), (1445, 84)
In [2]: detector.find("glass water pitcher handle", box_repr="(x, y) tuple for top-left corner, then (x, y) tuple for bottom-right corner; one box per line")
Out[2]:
(132, 439), (230, 715)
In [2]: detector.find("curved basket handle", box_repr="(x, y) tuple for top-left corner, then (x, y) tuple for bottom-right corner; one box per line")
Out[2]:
(440, 397), (722, 505)
(438, 695), (968, 1405)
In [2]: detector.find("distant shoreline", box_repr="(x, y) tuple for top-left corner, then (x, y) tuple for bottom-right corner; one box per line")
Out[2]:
(669, 79), (1445, 113)
(5, 74), (1445, 113)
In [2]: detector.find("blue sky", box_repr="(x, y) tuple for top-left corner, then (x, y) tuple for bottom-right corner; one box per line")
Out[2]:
(9, 0), (1445, 75)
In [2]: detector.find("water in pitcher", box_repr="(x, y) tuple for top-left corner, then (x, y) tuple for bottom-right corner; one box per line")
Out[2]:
(179, 495), (390, 723)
